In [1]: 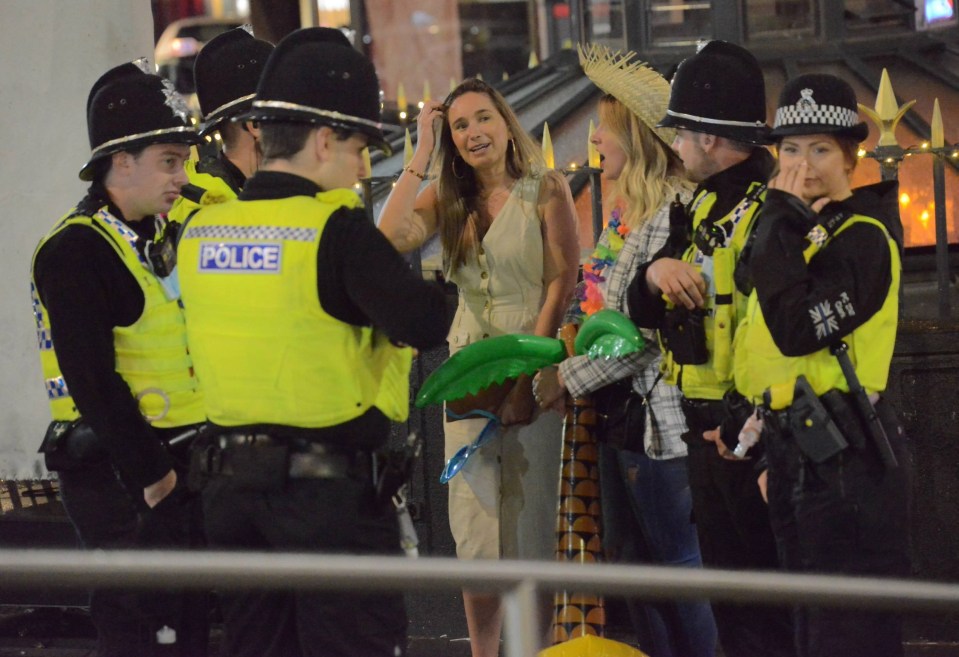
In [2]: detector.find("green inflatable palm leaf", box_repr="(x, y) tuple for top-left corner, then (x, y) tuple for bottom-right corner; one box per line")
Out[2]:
(415, 335), (566, 408)
(575, 309), (645, 359)
(415, 311), (644, 407)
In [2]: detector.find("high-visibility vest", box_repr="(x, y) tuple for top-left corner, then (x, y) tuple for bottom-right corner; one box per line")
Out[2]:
(177, 189), (412, 428)
(661, 182), (766, 400)
(733, 214), (900, 409)
(31, 208), (205, 426)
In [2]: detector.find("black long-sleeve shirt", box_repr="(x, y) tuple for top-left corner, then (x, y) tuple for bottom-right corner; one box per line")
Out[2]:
(750, 181), (900, 357)
(627, 148), (777, 328)
(33, 187), (174, 488)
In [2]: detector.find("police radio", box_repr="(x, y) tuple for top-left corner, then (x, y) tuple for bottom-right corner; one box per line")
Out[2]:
(143, 219), (180, 278)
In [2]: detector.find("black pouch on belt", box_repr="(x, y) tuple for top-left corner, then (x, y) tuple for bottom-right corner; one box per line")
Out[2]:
(225, 444), (290, 492)
(788, 376), (848, 463)
(38, 419), (105, 471)
(661, 306), (708, 365)
(820, 390), (868, 451)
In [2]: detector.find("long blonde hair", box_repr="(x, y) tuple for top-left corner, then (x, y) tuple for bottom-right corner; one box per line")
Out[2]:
(598, 95), (690, 229)
(430, 78), (546, 270)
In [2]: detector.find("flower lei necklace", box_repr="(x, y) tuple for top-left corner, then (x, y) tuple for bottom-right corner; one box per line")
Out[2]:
(576, 206), (630, 317)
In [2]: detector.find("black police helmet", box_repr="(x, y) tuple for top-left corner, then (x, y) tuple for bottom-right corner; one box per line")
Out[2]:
(240, 27), (392, 155)
(658, 41), (771, 145)
(770, 73), (869, 143)
(195, 26), (275, 136)
(79, 62), (201, 181)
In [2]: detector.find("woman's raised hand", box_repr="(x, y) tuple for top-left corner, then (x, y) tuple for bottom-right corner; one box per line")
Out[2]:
(414, 100), (446, 160)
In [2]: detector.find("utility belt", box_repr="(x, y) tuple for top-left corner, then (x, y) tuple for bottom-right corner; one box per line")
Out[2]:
(189, 431), (420, 507)
(760, 376), (891, 467)
(191, 433), (370, 488)
(680, 397), (726, 430)
(38, 419), (205, 472)
(681, 392), (755, 451)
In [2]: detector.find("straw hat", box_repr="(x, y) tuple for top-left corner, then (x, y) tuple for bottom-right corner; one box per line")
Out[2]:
(578, 43), (675, 147)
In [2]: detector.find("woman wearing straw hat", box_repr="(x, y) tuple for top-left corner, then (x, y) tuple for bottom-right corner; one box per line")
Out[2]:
(379, 78), (579, 657)
(533, 44), (717, 657)
(734, 73), (911, 657)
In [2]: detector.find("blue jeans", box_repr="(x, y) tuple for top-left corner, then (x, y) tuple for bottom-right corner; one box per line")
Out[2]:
(600, 444), (717, 657)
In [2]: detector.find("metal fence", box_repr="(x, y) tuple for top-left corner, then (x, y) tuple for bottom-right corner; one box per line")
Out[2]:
(2, 548), (959, 657)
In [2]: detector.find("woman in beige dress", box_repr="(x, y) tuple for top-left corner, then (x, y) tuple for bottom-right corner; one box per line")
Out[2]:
(378, 77), (579, 657)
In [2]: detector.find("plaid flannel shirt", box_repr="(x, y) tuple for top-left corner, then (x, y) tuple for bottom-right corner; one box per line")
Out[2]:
(559, 193), (692, 459)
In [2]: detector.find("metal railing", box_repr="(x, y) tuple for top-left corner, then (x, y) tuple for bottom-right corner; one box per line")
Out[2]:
(2, 548), (959, 657)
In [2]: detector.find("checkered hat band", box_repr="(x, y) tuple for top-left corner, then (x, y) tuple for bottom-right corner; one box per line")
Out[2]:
(45, 377), (70, 399)
(774, 103), (859, 130)
(184, 225), (319, 242)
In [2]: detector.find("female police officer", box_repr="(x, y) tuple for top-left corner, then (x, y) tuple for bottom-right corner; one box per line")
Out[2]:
(733, 73), (911, 657)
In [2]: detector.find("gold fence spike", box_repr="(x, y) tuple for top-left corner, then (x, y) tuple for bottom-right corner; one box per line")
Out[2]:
(587, 120), (600, 168)
(542, 122), (555, 169)
(857, 68), (915, 147)
(932, 99), (944, 149)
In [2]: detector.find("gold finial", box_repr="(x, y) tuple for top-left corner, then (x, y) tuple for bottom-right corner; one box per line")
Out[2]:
(422, 79), (431, 105)
(450, 77), (458, 94)
(932, 98), (944, 149)
(403, 128), (414, 166)
(857, 69), (915, 147)
(361, 147), (372, 179)
(587, 120), (600, 168)
(397, 82), (407, 111)
(561, 38), (573, 50)
(542, 122), (555, 169)
(502, 70), (509, 82)
(528, 51), (539, 69)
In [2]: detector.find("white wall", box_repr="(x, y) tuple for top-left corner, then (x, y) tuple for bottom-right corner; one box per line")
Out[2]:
(0, 2), (155, 478)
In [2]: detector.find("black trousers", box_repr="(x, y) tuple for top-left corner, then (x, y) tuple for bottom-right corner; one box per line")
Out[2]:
(765, 397), (912, 657)
(681, 399), (796, 657)
(57, 454), (210, 657)
(202, 473), (407, 657)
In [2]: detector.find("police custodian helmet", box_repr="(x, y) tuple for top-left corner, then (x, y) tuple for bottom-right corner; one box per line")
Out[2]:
(770, 73), (869, 143)
(658, 40), (771, 145)
(79, 60), (201, 181)
(194, 26), (274, 137)
(240, 27), (392, 155)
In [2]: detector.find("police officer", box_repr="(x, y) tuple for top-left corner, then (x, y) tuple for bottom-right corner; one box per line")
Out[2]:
(626, 41), (795, 657)
(176, 28), (452, 657)
(168, 26), (274, 221)
(734, 73), (910, 657)
(31, 62), (207, 656)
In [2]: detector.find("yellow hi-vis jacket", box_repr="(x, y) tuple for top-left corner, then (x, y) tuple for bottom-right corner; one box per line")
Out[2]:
(177, 189), (412, 429)
(31, 208), (205, 426)
(733, 215), (900, 410)
(661, 182), (766, 400)
(167, 158), (239, 223)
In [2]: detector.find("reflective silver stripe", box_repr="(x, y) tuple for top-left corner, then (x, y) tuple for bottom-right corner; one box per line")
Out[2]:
(204, 93), (255, 124)
(184, 224), (318, 242)
(666, 109), (767, 128)
(251, 100), (384, 132)
(90, 126), (196, 156)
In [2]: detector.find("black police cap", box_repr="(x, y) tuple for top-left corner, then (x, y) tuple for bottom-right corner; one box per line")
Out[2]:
(659, 41), (771, 145)
(79, 62), (201, 181)
(194, 26), (274, 136)
(771, 73), (868, 143)
(240, 27), (392, 155)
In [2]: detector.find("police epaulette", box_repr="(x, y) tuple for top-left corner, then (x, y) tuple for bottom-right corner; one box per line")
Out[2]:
(180, 183), (208, 205)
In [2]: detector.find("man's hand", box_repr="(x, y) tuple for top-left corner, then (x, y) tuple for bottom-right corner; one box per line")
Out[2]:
(647, 258), (707, 309)
(702, 426), (739, 460)
(144, 469), (177, 508)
